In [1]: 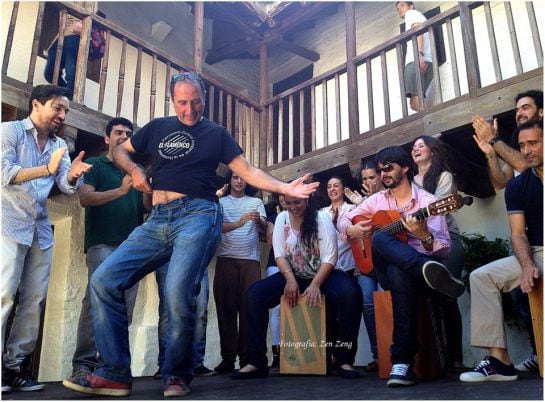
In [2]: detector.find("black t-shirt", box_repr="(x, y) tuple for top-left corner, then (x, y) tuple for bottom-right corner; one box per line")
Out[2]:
(131, 116), (243, 201)
(505, 169), (543, 246)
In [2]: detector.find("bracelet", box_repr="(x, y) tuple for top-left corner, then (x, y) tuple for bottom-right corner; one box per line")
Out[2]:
(488, 137), (501, 147)
(129, 165), (140, 175)
(45, 164), (52, 176)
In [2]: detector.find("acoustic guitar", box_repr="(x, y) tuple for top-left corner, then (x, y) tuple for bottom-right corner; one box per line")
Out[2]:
(350, 194), (473, 275)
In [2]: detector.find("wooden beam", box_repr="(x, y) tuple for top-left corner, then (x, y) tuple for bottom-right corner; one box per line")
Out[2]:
(276, 39), (319, 62)
(458, 2), (480, 95)
(2, 2), (18, 76)
(344, 1), (359, 139)
(205, 39), (259, 65)
(259, 42), (268, 168)
(193, 2), (204, 72)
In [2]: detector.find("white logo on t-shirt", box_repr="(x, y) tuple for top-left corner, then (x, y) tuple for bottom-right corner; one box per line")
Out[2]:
(158, 131), (194, 160)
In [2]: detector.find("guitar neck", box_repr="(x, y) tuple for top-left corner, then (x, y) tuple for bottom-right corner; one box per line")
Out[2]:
(379, 207), (430, 235)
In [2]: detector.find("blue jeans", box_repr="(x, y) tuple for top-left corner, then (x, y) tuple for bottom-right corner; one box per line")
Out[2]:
(72, 244), (139, 372)
(357, 273), (380, 360)
(44, 35), (80, 98)
(371, 231), (433, 365)
(156, 264), (209, 369)
(90, 197), (221, 384)
(244, 270), (362, 369)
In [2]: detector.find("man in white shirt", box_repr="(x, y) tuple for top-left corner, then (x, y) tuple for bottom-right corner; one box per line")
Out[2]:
(396, 1), (433, 112)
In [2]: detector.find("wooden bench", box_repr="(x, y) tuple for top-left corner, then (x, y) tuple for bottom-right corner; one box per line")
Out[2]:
(279, 294), (327, 375)
(374, 290), (446, 379)
(528, 279), (543, 377)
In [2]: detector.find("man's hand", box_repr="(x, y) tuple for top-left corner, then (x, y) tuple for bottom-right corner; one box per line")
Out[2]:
(239, 211), (260, 226)
(520, 266), (540, 294)
(284, 173), (319, 198)
(472, 134), (495, 157)
(47, 148), (66, 175)
(68, 151), (92, 183)
(472, 115), (497, 143)
(419, 56), (428, 73)
(216, 183), (229, 198)
(130, 166), (152, 193)
(401, 215), (429, 240)
(344, 187), (364, 205)
(119, 174), (133, 195)
(346, 219), (372, 239)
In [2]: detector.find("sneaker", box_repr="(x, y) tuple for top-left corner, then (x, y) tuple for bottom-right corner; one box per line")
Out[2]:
(164, 376), (191, 398)
(422, 261), (465, 298)
(515, 354), (539, 373)
(1, 383), (10, 393)
(68, 367), (92, 383)
(194, 365), (216, 376)
(364, 359), (379, 372)
(62, 373), (131, 396)
(387, 363), (416, 387)
(3, 368), (45, 392)
(214, 360), (235, 374)
(459, 356), (518, 382)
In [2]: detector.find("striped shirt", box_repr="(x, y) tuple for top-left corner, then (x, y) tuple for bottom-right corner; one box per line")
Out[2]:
(1, 118), (79, 249)
(216, 195), (266, 262)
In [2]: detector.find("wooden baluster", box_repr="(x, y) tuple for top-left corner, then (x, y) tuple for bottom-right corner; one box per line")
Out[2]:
(267, 104), (274, 165)
(445, 17), (460, 97)
(116, 37), (127, 117)
(504, 2), (522, 75)
(98, 30), (111, 113)
(344, 1), (359, 139)
(208, 84), (215, 122)
(73, 15), (91, 103)
(278, 99), (284, 162)
(27, 2), (45, 85)
(459, 2), (481, 95)
(428, 26), (443, 104)
(52, 10), (67, 86)
(411, 36), (425, 111)
(299, 89), (305, 156)
(334, 73), (341, 142)
(2, 1), (19, 76)
(396, 43), (408, 118)
(226, 94), (233, 137)
(288, 94), (294, 159)
(164, 61), (171, 116)
(218, 89), (224, 126)
(241, 103), (247, 155)
(150, 54), (157, 119)
(483, 2), (502, 83)
(235, 101), (241, 150)
(133, 46), (142, 124)
(380, 50), (390, 124)
(249, 106), (255, 165)
(526, 1), (543, 67)
(366, 60), (374, 130)
(322, 78), (328, 147)
(311, 84), (316, 152)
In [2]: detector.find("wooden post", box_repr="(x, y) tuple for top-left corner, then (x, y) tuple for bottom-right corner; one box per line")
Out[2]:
(458, 2), (480, 96)
(259, 42), (268, 168)
(529, 280), (543, 377)
(344, 1), (359, 138)
(98, 30), (111, 113)
(193, 2), (204, 72)
(133, 47), (142, 124)
(2, 2), (19, 76)
(73, 15), (92, 103)
(27, 2), (45, 85)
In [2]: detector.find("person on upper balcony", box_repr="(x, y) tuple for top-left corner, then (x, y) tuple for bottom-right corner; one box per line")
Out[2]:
(396, 1), (433, 112)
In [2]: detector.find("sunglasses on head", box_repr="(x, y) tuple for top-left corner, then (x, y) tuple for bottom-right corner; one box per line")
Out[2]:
(170, 72), (202, 84)
(377, 163), (395, 173)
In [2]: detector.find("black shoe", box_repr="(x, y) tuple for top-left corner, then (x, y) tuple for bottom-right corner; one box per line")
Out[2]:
(270, 345), (280, 370)
(153, 368), (162, 380)
(422, 261), (465, 298)
(338, 366), (361, 379)
(387, 363), (416, 387)
(1, 382), (10, 393)
(3, 368), (45, 392)
(214, 360), (235, 374)
(231, 366), (269, 380)
(364, 360), (378, 372)
(194, 365), (216, 376)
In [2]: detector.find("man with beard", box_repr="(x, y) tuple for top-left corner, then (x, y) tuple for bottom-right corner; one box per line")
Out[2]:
(66, 117), (151, 384)
(472, 90), (543, 373)
(1, 85), (91, 392)
(460, 120), (543, 382)
(472, 90), (543, 190)
(338, 146), (464, 387)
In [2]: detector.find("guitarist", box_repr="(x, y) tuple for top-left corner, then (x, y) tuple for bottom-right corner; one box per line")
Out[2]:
(338, 146), (465, 387)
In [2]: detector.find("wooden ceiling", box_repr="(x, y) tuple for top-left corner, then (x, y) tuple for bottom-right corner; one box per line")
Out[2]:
(189, 2), (339, 65)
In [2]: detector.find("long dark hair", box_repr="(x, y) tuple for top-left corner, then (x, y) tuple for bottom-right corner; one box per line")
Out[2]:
(413, 135), (453, 194)
(299, 196), (319, 250)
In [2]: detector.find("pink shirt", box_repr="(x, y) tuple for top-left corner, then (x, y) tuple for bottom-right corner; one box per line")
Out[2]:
(337, 183), (451, 260)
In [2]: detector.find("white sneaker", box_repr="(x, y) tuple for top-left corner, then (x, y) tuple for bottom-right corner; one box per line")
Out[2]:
(514, 354), (539, 373)
(387, 363), (416, 387)
(459, 356), (518, 382)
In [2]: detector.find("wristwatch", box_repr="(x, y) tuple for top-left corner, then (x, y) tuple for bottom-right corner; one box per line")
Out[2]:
(488, 137), (501, 147)
(422, 234), (434, 246)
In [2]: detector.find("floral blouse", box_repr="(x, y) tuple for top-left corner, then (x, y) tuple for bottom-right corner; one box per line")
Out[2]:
(272, 210), (338, 279)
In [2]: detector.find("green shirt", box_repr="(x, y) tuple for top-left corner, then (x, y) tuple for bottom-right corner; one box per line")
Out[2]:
(83, 155), (144, 252)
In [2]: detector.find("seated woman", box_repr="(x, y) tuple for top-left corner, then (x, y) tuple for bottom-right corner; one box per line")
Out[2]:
(232, 195), (362, 380)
